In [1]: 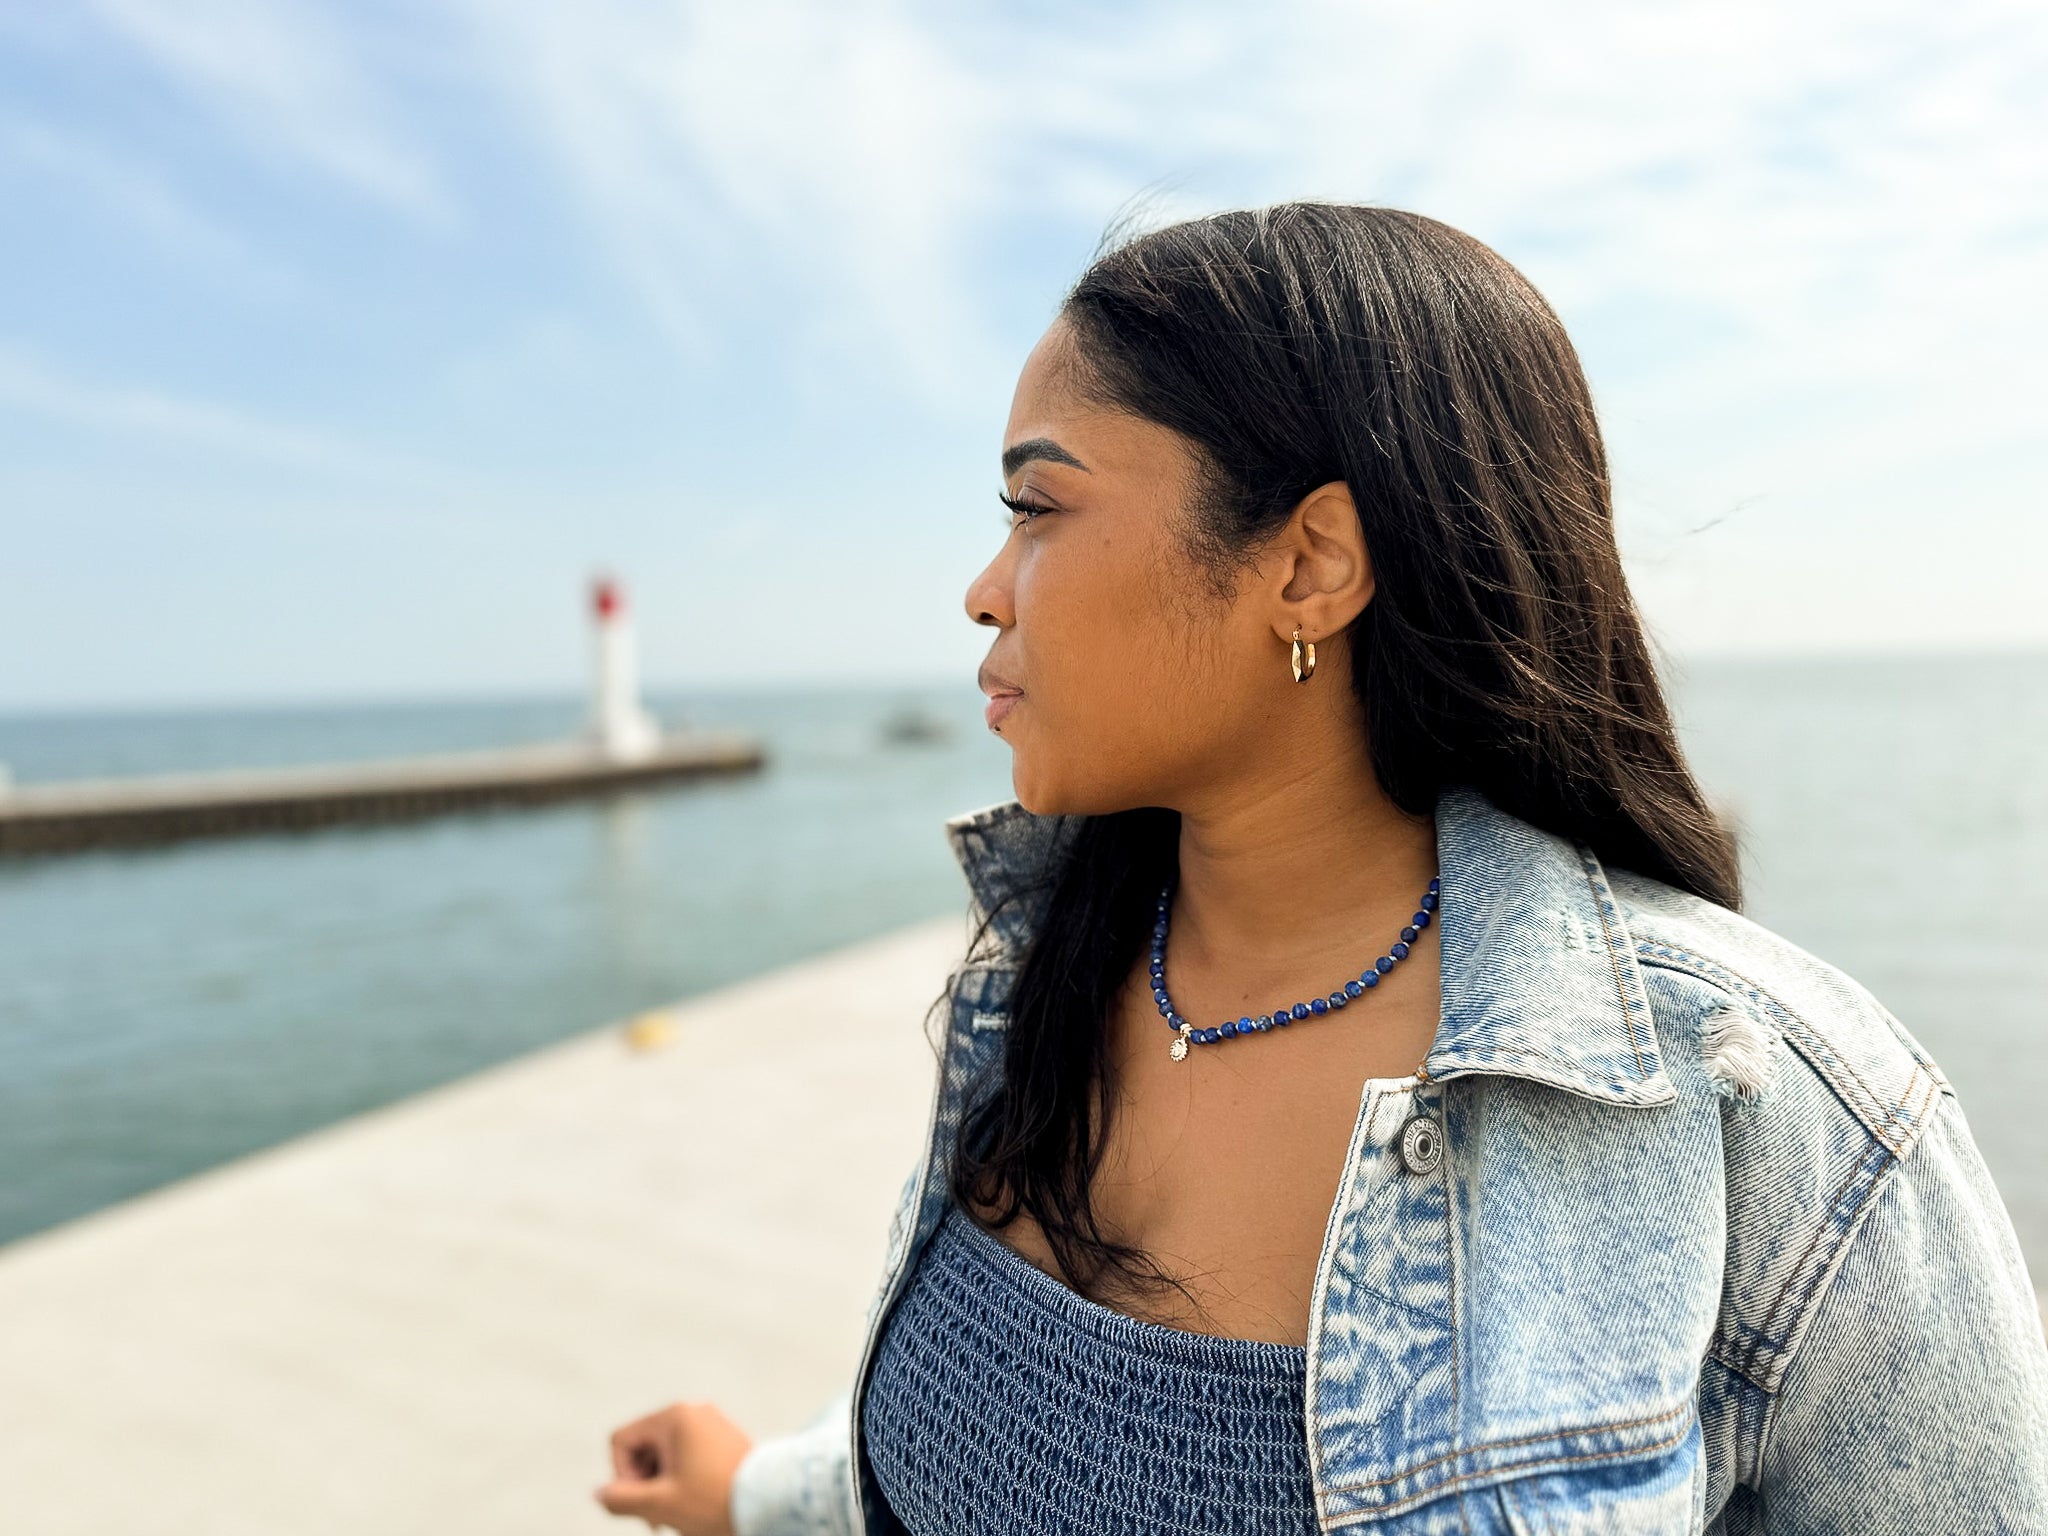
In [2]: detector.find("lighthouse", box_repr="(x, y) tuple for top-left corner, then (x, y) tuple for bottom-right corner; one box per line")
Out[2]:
(588, 574), (661, 762)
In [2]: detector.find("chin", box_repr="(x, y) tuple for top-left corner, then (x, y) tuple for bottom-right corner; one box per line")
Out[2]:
(1007, 767), (1122, 822)
(1006, 762), (1055, 818)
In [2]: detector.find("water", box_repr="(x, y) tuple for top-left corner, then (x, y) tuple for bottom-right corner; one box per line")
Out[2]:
(1, 655), (2043, 1285)
(0, 684), (1013, 1248)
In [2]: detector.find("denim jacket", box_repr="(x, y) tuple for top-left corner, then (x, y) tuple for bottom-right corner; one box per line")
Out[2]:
(731, 782), (2048, 1534)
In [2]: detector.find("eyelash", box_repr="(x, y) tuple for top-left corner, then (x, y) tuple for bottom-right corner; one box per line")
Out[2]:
(998, 491), (1054, 525)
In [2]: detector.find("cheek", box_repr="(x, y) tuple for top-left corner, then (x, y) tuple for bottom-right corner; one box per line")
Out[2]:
(1022, 534), (1218, 733)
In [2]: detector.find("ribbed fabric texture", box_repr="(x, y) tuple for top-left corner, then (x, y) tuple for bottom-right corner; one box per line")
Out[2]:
(861, 1199), (1320, 1535)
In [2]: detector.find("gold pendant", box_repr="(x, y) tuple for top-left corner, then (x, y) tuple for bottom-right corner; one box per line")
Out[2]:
(1169, 1023), (1191, 1062)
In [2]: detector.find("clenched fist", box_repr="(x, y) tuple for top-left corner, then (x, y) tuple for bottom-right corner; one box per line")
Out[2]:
(595, 1399), (754, 1535)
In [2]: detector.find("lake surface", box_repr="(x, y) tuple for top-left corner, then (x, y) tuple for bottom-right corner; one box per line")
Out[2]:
(2, 654), (2042, 1285)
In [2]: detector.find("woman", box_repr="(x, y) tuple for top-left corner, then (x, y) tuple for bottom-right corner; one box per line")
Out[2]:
(597, 202), (2048, 1534)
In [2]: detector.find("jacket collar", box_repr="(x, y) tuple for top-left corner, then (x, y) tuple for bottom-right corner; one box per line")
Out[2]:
(942, 781), (1673, 1107)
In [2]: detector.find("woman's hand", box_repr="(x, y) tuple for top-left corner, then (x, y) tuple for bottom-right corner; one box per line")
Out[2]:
(594, 1399), (753, 1535)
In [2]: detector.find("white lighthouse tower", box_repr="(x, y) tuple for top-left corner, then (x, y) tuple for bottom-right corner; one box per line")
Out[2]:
(588, 573), (661, 762)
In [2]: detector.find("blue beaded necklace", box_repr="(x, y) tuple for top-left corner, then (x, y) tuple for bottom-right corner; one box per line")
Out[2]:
(1152, 875), (1442, 1061)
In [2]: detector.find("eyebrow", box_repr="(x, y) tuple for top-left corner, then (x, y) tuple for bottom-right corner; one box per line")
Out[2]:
(1002, 437), (1091, 478)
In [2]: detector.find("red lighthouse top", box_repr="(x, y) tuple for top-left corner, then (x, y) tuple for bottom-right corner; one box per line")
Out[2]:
(592, 576), (622, 621)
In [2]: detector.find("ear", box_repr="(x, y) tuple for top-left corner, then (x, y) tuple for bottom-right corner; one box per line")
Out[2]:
(1274, 480), (1374, 640)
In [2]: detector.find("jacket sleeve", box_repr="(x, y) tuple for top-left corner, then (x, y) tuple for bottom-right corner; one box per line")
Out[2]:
(1754, 1088), (2048, 1533)
(728, 1383), (858, 1536)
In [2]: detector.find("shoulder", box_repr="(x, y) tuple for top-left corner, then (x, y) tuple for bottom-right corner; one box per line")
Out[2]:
(1599, 867), (2048, 1513)
(1602, 864), (1954, 1392)
(1605, 872), (1941, 1163)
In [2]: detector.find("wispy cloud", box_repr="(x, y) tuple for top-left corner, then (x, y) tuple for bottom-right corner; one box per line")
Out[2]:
(0, 343), (442, 486)
(0, 115), (300, 297)
(432, 3), (1294, 413)
(1169, 0), (2048, 577)
(77, 0), (456, 226)
(444, 0), (1031, 406)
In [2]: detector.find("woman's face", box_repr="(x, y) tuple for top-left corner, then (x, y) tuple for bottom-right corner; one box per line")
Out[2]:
(966, 316), (1346, 818)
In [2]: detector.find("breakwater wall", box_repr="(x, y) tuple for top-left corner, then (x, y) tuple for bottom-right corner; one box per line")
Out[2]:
(0, 731), (765, 855)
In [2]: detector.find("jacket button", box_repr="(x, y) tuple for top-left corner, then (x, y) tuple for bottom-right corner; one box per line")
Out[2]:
(1398, 1114), (1443, 1175)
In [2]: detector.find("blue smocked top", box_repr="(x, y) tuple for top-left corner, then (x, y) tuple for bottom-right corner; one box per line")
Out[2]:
(860, 1198), (1320, 1535)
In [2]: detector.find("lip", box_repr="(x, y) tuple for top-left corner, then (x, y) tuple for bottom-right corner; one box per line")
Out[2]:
(979, 663), (1024, 696)
(984, 692), (1022, 729)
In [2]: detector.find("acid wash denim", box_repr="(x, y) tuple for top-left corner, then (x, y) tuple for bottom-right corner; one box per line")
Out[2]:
(731, 782), (2048, 1535)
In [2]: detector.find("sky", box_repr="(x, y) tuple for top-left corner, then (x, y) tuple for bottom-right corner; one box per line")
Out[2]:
(0, 0), (2043, 712)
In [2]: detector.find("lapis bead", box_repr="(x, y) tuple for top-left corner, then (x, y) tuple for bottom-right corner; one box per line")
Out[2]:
(1344, 980), (1364, 998)
(1375, 956), (1395, 974)
(1390, 941), (1410, 960)
(1400, 926), (1418, 943)
(1362, 971), (1380, 987)
(1328, 993), (1346, 1009)
(1309, 997), (1328, 1015)
(1289, 1002), (1309, 1021)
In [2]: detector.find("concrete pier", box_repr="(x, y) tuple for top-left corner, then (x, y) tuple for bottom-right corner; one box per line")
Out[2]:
(0, 911), (963, 1536)
(0, 731), (766, 855)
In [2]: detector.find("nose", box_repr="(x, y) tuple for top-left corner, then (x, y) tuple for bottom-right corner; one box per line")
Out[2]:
(964, 550), (1012, 630)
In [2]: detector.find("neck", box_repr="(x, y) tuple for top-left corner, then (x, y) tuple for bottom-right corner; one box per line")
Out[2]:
(1164, 766), (1438, 1008)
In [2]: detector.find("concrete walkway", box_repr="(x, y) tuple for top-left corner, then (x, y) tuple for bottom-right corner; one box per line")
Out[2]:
(0, 911), (968, 1536)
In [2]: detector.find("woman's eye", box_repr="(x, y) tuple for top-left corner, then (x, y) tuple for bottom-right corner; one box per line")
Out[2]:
(998, 492), (1053, 525)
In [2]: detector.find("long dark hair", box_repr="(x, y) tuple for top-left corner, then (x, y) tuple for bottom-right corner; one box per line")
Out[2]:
(944, 200), (1742, 1316)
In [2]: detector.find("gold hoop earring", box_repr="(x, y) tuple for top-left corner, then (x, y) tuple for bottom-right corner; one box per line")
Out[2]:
(1290, 625), (1316, 683)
